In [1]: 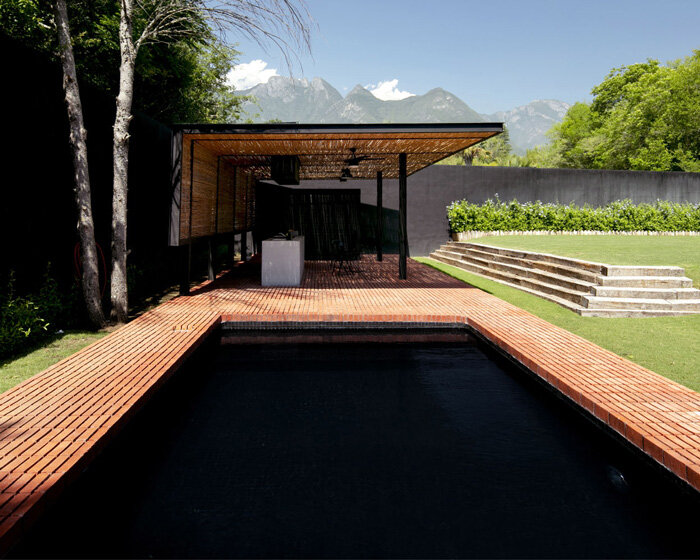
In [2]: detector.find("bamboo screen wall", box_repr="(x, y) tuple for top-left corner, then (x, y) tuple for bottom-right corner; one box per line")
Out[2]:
(179, 142), (255, 244)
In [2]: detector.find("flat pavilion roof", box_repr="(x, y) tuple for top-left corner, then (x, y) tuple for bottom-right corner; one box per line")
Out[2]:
(176, 122), (504, 180)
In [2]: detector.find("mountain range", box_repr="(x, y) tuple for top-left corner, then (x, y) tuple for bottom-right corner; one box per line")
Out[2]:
(237, 76), (570, 154)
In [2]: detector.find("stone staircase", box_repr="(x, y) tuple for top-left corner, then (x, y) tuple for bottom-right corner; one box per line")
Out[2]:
(429, 241), (700, 317)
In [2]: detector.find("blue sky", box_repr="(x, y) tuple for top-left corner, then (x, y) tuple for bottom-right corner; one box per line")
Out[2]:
(227, 0), (700, 113)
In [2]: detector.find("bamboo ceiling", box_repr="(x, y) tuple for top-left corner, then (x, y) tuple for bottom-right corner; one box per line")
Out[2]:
(179, 124), (503, 180)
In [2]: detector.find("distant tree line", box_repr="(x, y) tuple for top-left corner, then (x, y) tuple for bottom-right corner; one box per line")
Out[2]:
(441, 50), (700, 172)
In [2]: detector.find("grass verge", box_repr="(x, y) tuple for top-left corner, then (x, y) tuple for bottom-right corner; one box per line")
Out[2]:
(0, 278), (196, 395)
(415, 257), (700, 392)
(0, 331), (108, 394)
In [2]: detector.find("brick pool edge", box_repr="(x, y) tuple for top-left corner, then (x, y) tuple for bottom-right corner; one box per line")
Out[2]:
(0, 257), (698, 555)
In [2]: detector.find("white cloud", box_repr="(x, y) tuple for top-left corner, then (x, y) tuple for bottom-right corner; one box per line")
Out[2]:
(227, 60), (279, 90)
(366, 79), (415, 101)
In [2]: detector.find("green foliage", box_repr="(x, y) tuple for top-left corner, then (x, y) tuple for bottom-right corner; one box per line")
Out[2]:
(0, 272), (50, 359)
(0, 0), (52, 49)
(590, 60), (661, 115)
(471, 127), (514, 165)
(540, 51), (700, 171)
(446, 198), (700, 233)
(0, 0), (247, 123)
(153, 39), (248, 123)
(437, 127), (522, 167)
(517, 143), (560, 168)
(0, 265), (81, 360)
(544, 102), (601, 168)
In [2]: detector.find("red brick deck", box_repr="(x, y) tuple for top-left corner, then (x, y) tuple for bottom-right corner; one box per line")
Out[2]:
(0, 255), (699, 552)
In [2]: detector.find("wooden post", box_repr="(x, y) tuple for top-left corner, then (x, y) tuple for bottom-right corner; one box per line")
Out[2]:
(398, 153), (407, 280)
(376, 170), (383, 261)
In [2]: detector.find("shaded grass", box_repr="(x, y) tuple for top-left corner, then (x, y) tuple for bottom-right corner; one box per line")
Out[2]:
(415, 257), (700, 392)
(0, 331), (108, 394)
(0, 280), (188, 395)
(472, 235), (700, 284)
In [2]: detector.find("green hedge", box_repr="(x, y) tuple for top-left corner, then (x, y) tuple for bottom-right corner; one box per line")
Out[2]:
(0, 267), (81, 360)
(446, 198), (700, 233)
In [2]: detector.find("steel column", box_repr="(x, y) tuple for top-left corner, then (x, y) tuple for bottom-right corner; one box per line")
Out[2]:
(207, 238), (215, 281)
(376, 170), (383, 261)
(398, 153), (407, 279)
(180, 139), (195, 295)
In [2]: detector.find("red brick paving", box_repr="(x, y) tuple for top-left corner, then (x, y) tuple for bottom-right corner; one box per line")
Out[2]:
(0, 255), (698, 552)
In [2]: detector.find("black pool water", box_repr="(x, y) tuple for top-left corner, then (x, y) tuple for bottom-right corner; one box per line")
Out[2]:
(14, 339), (698, 558)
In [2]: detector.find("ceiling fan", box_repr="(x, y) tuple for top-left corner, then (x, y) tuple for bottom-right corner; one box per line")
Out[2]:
(339, 167), (353, 182)
(343, 147), (381, 169)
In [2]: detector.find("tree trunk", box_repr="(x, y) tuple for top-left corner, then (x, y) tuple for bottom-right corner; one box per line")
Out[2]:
(55, 0), (106, 329)
(110, 0), (136, 323)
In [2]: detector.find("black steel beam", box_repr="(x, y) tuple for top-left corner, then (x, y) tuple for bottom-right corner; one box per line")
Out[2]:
(172, 122), (504, 135)
(398, 153), (407, 280)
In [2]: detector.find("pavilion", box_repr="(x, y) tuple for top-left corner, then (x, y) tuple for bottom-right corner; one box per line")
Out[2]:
(169, 122), (503, 293)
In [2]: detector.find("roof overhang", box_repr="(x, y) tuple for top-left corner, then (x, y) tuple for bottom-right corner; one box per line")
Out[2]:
(174, 122), (503, 180)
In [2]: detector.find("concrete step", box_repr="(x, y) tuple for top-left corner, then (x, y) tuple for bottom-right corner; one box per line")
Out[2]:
(429, 254), (700, 317)
(439, 250), (596, 295)
(432, 241), (699, 317)
(447, 242), (605, 274)
(670, 299), (700, 311)
(430, 252), (588, 312)
(592, 286), (700, 300)
(582, 297), (700, 311)
(578, 308), (700, 318)
(441, 244), (600, 283)
(604, 265), (686, 277)
(431, 250), (590, 306)
(448, 242), (687, 278)
(596, 275), (694, 289)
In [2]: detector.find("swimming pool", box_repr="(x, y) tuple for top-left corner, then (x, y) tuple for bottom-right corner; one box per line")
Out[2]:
(13, 334), (698, 558)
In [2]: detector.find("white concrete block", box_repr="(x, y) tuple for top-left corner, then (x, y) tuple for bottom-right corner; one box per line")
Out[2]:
(261, 236), (305, 287)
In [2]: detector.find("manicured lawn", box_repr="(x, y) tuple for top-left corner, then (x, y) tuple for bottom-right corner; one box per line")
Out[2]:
(415, 257), (700, 393)
(472, 235), (700, 284)
(0, 331), (108, 394)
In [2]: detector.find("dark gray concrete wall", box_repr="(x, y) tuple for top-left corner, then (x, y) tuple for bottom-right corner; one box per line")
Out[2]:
(428, 166), (700, 207)
(279, 165), (700, 257)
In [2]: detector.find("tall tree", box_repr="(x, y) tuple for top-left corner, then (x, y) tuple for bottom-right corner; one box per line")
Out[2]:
(110, 0), (312, 322)
(2, 0), (253, 325)
(541, 52), (699, 171)
(54, 0), (106, 328)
